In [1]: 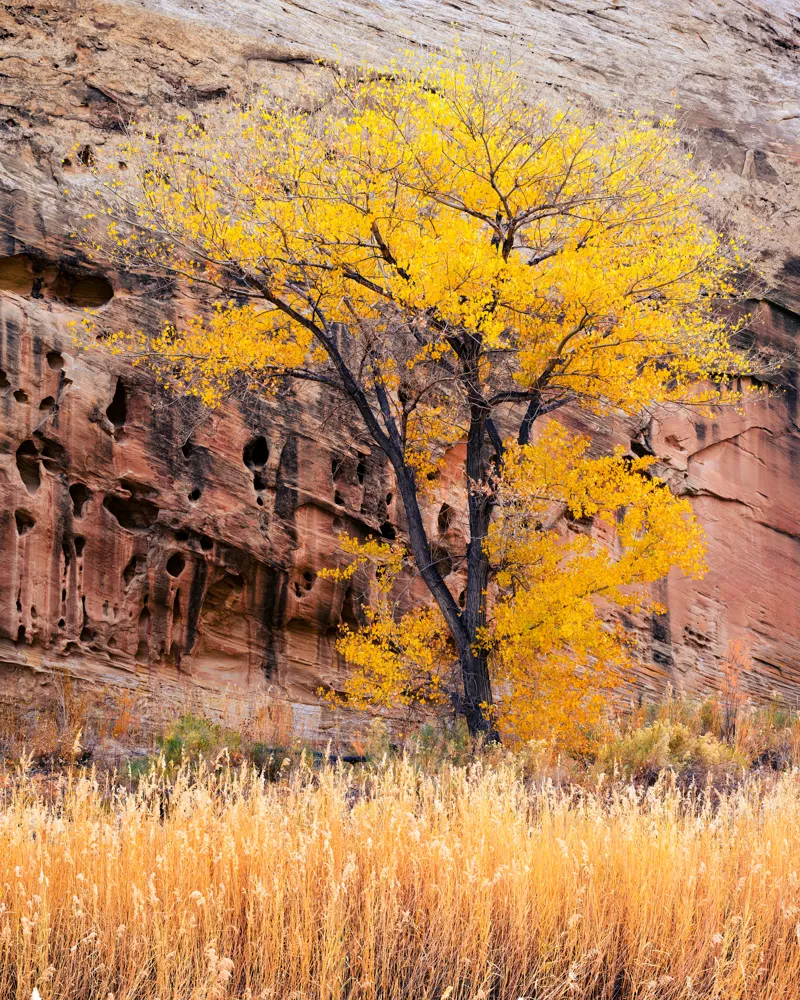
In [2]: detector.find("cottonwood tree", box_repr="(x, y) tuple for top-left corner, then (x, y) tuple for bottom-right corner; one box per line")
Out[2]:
(82, 54), (757, 742)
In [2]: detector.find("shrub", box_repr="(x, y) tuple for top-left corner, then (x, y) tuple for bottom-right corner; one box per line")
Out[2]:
(157, 713), (225, 765)
(597, 719), (748, 785)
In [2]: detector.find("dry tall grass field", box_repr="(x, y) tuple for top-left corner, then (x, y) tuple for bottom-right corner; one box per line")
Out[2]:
(3, 755), (800, 1000)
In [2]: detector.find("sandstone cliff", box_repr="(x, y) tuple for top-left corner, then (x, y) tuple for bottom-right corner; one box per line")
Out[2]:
(0, 0), (798, 737)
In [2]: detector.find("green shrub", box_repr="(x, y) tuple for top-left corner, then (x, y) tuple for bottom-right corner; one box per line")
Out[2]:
(158, 713), (221, 765)
(597, 720), (747, 786)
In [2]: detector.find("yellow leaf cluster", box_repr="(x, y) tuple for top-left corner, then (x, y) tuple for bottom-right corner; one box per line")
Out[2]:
(325, 424), (705, 747)
(335, 604), (453, 712)
(79, 51), (755, 745)
(484, 422), (705, 744)
(88, 53), (753, 463)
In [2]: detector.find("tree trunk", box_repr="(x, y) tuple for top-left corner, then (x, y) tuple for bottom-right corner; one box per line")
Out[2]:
(460, 647), (499, 741)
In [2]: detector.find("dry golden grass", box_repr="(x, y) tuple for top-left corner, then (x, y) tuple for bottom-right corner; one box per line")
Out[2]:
(3, 757), (800, 1000)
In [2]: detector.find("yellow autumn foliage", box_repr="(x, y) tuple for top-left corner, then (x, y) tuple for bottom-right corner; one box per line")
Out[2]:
(89, 52), (750, 431)
(324, 422), (704, 746)
(81, 51), (759, 743)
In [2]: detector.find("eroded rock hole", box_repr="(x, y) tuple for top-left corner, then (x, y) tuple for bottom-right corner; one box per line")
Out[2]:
(16, 441), (40, 494)
(181, 439), (194, 459)
(79, 595), (94, 643)
(13, 389), (28, 404)
(74, 536), (86, 557)
(0, 370), (9, 391)
(106, 378), (126, 431)
(16, 625), (25, 644)
(135, 606), (150, 661)
(72, 276), (113, 307)
(386, 492), (393, 506)
(77, 144), (95, 167)
(334, 490), (344, 506)
(244, 436), (269, 492)
(166, 552), (186, 577)
(199, 535), (213, 551)
(39, 396), (55, 411)
(14, 510), (35, 535)
(62, 539), (72, 569)
(629, 437), (653, 459)
(51, 269), (113, 307)
(40, 441), (68, 472)
(69, 483), (92, 518)
(188, 488), (202, 502)
(438, 503), (454, 534)
(243, 435), (269, 469)
(122, 556), (140, 587)
(302, 570), (315, 591)
(46, 351), (64, 371)
(379, 521), (396, 540)
(103, 494), (159, 531)
(0, 255), (33, 296)
(356, 452), (367, 485)
(340, 584), (361, 630)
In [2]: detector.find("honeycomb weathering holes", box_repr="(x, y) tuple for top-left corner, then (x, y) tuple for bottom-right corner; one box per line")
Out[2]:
(243, 435), (269, 493)
(438, 503), (455, 534)
(122, 556), (140, 587)
(14, 510), (35, 535)
(106, 379), (127, 431)
(69, 483), (92, 518)
(15, 441), (40, 494)
(103, 493), (159, 531)
(166, 552), (186, 577)
(0, 254), (113, 306)
(243, 436), (269, 469)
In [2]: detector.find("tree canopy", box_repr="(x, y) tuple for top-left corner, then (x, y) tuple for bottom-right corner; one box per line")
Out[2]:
(82, 53), (757, 744)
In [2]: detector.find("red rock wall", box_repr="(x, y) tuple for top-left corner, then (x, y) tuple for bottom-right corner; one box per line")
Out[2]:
(0, 0), (798, 734)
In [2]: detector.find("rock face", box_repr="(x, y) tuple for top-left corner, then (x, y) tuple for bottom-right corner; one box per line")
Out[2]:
(0, 0), (798, 734)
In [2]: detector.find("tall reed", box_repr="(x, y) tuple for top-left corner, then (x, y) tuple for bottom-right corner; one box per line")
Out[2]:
(3, 758), (800, 999)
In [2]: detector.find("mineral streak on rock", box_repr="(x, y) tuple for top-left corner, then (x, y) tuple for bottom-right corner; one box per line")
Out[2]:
(0, 0), (798, 732)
